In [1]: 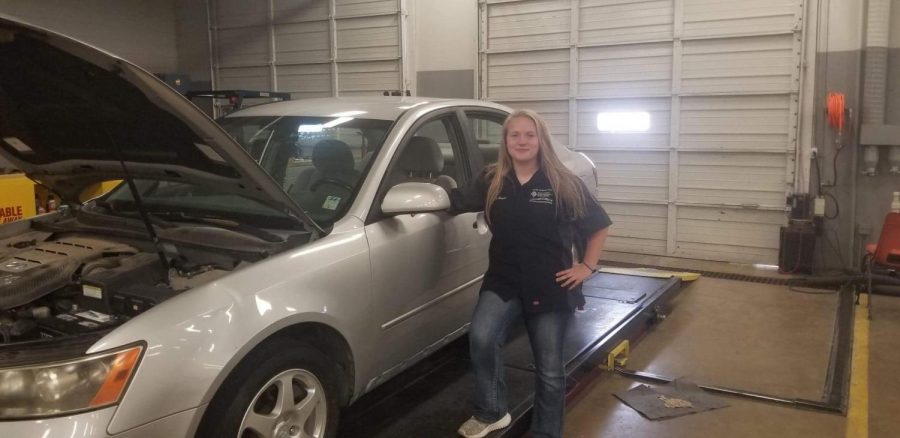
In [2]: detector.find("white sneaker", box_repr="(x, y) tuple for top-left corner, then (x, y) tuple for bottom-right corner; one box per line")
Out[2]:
(457, 413), (512, 438)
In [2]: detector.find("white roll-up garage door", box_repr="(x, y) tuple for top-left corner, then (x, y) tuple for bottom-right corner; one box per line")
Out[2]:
(480, 0), (805, 264)
(211, 0), (406, 100)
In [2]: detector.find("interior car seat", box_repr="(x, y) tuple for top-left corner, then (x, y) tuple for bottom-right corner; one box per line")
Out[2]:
(291, 139), (359, 196)
(391, 136), (457, 193)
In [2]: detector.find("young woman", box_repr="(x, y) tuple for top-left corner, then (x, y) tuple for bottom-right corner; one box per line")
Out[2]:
(452, 109), (611, 438)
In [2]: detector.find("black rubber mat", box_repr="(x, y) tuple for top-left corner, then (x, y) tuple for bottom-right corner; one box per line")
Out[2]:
(582, 273), (665, 303)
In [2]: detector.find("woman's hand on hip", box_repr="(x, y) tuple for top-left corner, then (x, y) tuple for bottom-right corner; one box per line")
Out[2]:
(555, 264), (593, 290)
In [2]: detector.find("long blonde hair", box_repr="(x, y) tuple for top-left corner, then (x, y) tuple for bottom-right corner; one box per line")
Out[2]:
(485, 109), (588, 221)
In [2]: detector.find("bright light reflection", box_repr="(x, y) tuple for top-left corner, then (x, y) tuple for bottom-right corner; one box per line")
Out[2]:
(298, 124), (324, 133)
(597, 111), (650, 133)
(323, 117), (353, 128)
(330, 110), (367, 117)
(753, 264), (779, 271)
(255, 295), (273, 316)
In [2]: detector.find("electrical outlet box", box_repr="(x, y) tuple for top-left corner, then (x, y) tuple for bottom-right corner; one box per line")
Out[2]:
(814, 196), (826, 216)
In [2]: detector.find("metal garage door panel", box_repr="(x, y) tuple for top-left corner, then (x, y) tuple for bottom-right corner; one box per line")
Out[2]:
(336, 15), (399, 61)
(274, 0), (330, 22)
(576, 98), (670, 149)
(581, 150), (669, 202)
(215, 0), (267, 28)
(603, 202), (668, 256)
(487, 50), (569, 100)
(335, 0), (398, 17)
(497, 100), (569, 145)
(675, 206), (784, 263)
(218, 66), (271, 90)
(683, 0), (801, 38)
(338, 60), (400, 95)
(680, 95), (792, 151)
(277, 64), (333, 98)
(487, 0), (571, 51)
(275, 21), (331, 64)
(678, 152), (789, 207)
(682, 34), (797, 95)
(217, 27), (270, 67)
(578, 43), (672, 98)
(579, 0), (673, 44)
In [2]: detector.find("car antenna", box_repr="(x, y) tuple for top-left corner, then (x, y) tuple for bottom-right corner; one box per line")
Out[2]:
(103, 130), (171, 283)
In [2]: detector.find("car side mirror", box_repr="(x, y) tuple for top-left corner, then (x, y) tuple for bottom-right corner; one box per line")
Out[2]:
(381, 182), (450, 215)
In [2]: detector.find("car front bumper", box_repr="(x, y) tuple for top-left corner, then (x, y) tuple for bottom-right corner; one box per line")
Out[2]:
(0, 406), (200, 437)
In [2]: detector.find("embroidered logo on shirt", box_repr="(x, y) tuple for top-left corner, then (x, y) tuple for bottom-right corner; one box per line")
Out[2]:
(529, 188), (554, 205)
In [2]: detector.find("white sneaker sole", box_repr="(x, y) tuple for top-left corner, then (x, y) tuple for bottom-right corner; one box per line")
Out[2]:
(458, 413), (512, 438)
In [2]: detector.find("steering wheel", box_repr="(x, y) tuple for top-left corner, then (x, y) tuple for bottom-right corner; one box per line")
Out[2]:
(310, 177), (354, 193)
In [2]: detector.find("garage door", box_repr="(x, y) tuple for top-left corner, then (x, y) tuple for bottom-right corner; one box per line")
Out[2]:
(479, 0), (804, 264)
(210, 0), (407, 102)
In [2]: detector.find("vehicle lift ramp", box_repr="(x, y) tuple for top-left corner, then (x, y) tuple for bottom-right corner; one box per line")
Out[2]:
(339, 271), (684, 437)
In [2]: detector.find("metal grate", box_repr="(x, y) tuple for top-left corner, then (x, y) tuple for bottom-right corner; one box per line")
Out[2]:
(604, 261), (792, 286)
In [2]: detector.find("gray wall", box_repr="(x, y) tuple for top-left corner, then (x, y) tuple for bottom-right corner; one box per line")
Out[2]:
(0, 0), (179, 74)
(812, 0), (900, 270)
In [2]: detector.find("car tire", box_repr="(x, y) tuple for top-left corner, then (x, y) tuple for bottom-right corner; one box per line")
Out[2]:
(196, 337), (340, 438)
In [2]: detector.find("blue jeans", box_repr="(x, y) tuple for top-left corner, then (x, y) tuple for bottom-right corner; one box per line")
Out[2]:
(468, 290), (571, 438)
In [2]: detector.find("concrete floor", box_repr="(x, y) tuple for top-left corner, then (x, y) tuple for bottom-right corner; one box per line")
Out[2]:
(563, 255), (900, 438)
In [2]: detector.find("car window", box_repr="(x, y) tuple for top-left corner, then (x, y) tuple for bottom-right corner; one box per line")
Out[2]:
(219, 116), (392, 225)
(465, 113), (504, 167)
(387, 117), (464, 192)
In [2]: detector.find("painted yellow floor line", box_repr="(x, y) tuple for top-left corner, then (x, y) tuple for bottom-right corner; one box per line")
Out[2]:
(846, 293), (869, 438)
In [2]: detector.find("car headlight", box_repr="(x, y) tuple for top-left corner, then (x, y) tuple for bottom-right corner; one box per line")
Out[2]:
(0, 344), (142, 419)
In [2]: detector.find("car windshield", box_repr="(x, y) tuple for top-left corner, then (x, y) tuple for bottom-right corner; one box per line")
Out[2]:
(219, 115), (392, 225)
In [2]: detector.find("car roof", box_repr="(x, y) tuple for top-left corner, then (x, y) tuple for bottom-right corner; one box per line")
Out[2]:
(224, 96), (509, 121)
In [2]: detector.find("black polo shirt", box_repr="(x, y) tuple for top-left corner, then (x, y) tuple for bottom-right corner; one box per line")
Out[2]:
(451, 168), (612, 313)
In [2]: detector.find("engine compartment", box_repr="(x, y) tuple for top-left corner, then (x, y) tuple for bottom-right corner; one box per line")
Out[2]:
(0, 230), (235, 346)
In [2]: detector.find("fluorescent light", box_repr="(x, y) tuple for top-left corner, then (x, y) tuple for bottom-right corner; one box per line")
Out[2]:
(597, 112), (650, 133)
(298, 124), (324, 133)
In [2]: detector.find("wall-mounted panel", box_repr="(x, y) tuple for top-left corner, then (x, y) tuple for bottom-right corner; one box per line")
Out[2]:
(277, 64), (333, 98)
(678, 152), (790, 207)
(682, 34), (798, 94)
(335, 0), (398, 17)
(576, 98), (670, 149)
(487, 0), (571, 51)
(217, 27), (269, 67)
(487, 49), (570, 100)
(579, 0), (674, 44)
(680, 95), (792, 151)
(218, 66), (271, 90)
(215, 0), (267, 28)
(683, 0), (801, 38)
(338, 60), (400, 95)
(603, 202), (668, 256)
(579, 42), (673, 97)
(336, 14), (400, 61)
(675, 206), (785, 263)
(274, 0), (330, 22)
(581, 150), (669, 202)
(275, 21), (331, 64)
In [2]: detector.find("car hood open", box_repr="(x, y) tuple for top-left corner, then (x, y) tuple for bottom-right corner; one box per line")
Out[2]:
(0, 16), (321, 233)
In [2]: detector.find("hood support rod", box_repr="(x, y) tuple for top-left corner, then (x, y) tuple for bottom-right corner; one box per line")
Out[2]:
(105, 130), (170, 282)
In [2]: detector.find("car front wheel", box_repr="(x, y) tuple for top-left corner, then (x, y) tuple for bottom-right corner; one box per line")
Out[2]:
(197, 339), (339, 438)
